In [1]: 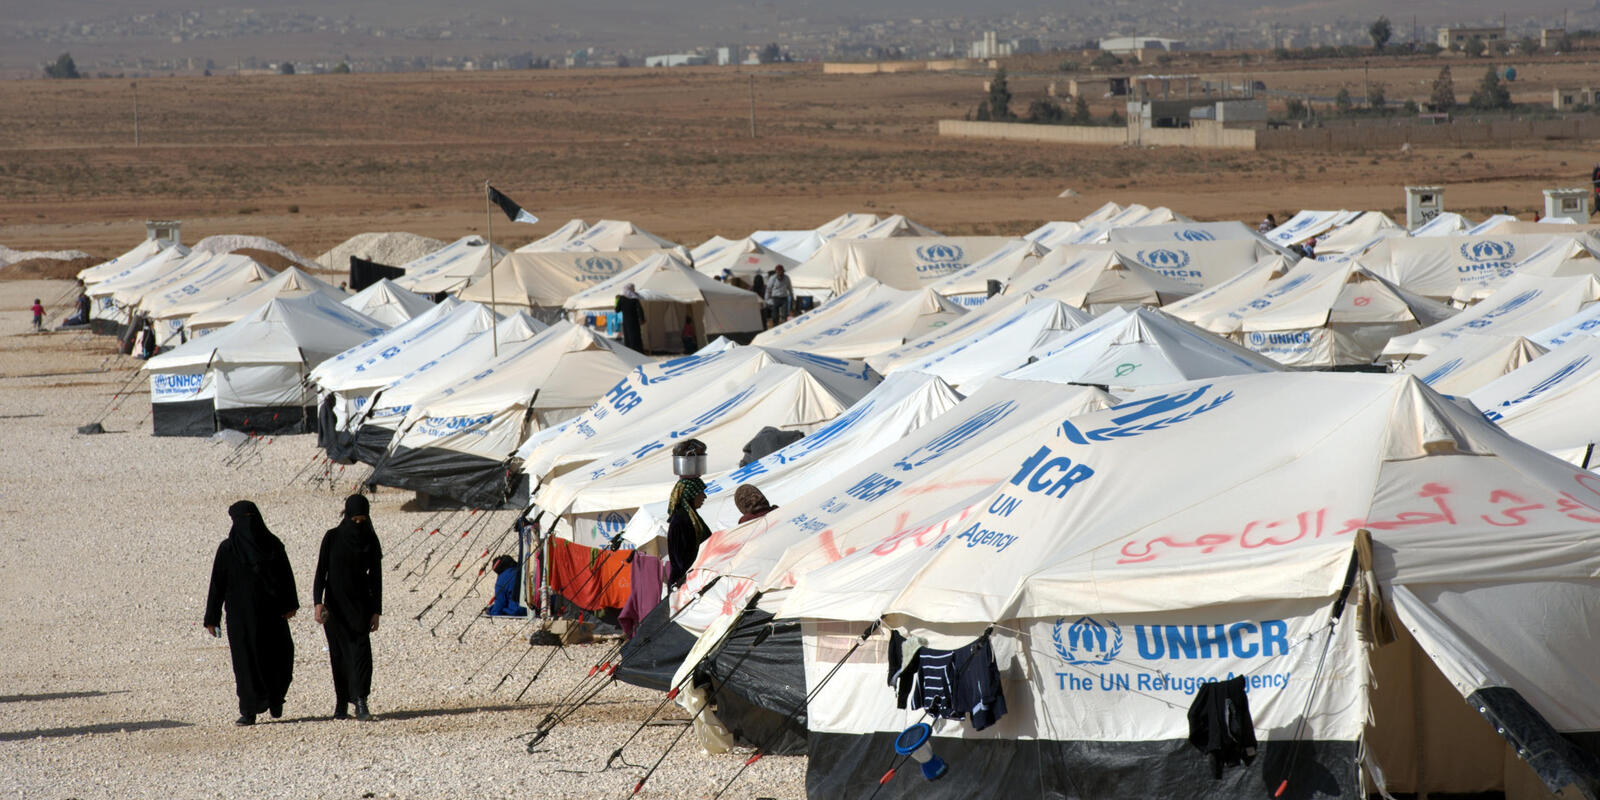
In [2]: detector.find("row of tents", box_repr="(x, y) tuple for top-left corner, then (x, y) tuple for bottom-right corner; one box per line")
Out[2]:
(63, 202), (1600, 799)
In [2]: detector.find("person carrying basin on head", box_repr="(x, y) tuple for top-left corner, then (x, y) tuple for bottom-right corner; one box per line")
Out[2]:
(666, 439), (710, 589)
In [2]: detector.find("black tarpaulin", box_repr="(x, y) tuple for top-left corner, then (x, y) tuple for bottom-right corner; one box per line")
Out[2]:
(349, 257), (405, 292)
(614, 601), (698, 692)
(370, 444), (523, 509)
(1467, 686), (1600, 797)
(350, 424), (395, 466)
(697, 609), (808, 755)
(152, 399), (215, 437)
(215, 405), (312, 436)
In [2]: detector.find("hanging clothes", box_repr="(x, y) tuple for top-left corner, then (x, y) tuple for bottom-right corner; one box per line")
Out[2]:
(1187, 675), (1258, 778)
(617, 552), (668, 638)
(888, 631), (1008, 731)
(548, 539), (632, 610)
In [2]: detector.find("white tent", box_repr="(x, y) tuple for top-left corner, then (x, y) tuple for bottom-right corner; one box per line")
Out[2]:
(138, 254), (276, 347)
(1160, 254), (1296, 331)
(558, 219), (678, 252)
(1078, 201), (1125, 224)
(1022, 221), (1084, 250)
(514, 219), (590, 252)
(620, 372), (964, 545)
(78, 238), (182, 286)
(1409, 212), (1471, 237)
(1263, 209), (1363, 247)
(924, 239), (1049, 308)
(517, 342), (869, 481)
(143, 293), (387, 436)
(1004, 306), (1285, 391)
(851, 214), (941, 239)
(1109, 239), (1272, 292)
(347, 311), (549, 464)
(459, 249), (667, 319)
(1002, 247), (1192, 312)
(691, 237), (798, 283)
(888, 298), (1092, 391)
(1531, 299), (1600, 349)
(1311, 210), (1404, 256)
(532, 347), (886, 546)
(1450, 237), (1600, 304)
(867, 293), (1088, 376)
(790, 237), (1013, 298)
(1464, 213), (1519, 236)
(392, 235), (506, 295)
(1380, 274), (1600, 361)
(371, 321), (651, 507)
(751, 214), (881, 263)
(1361, 233), (1590, 302)
(1107, 220), (1269, 245)
(777, 372), (1600, 799)
(341, 279), (435, 327)
(1187, 259), (1454, 367)
(1469, 336), (1600, 466)
(564, 253), (764, 350)
(752, 279), (967, 360)
(1397, 334), (1547, 396)
(87, 246), (199, 329)
(184, 267), (348, 336)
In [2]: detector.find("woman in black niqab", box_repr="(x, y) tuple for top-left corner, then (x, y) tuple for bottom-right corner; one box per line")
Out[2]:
(314, 494), (383, 720)
(204, 500), (299, 726)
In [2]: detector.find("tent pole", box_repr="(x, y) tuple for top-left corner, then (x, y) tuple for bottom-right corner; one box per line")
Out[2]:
(484, 179), (499, 357)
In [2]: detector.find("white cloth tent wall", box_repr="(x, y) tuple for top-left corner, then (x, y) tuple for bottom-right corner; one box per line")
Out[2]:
(346, 311), (548, 465)
(392, 235), (506, 296)
(1160, 254), (1296, 331)
(1107, 220), (1268, 245)
(514, 219), (590, 252)
(1263, 209), (1363, 247)
(143, 293), (387, 436)
(1187, 258), (1454, 367)
(557, 219), (678, 252)
(184, 267), (348, 336)
(1469, 336), (1600, 466)
(563, 253), (764, 348)
(1397, 334), (1547, 396)
(1450, 237), (1600, 304)
(1311, 210), (1404, 256)
(790, 237), (1014, 298)
(78, 238), (181, 286)
(751, 279), (967, 360)
(867, 293), (1087, 376)
(1410, 212), (1471, 237)
(1361, 233), (1591, 302)
(778, 372), (1600, 799)
(460, 249), (666, 319)
(924, 239), (1048, 308)
(619, 372), (965, 546)
(341, 279), (435, 327)
(1002, 247), (1193, 312)
(889, 298), (1093, 392)
(1465, 214), (1519, 236)
(1531, 299), (1600, 348)
(1108, 239), (1272, 292)
(752, 213), (881, 263)
(1004, 306), (1285, 391)
(1381, 274), (1600, 360)
(371, 321), (651, 507)
(139, 255), (277, 347)
(532, 348), (885, 546)
(1022, 221), (1085, 250)
(87, 246), (201, 328)
(691, 237), (798, 282)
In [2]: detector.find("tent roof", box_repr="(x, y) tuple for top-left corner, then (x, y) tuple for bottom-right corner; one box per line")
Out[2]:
(392, 235), (506, 295)
(753, 279), (968, 359)
(563, 252), (764, 334)
(1468, 335), (1600, 464)
(1202, 258), (1452, 334)
(1409, 212), (1471, 237)
(1161, 254), (1294, 332)
(923, 238), (1048, 304)
(890, 297), (1092, 391)
(341, 279), (436, 327)
(851, 214), (940, 239)
(1397, 334), (1547, 397)
(1382, 274), (1600, 360)
(1003, 247), (1192, 310)
(78, 239), (181, 285)
(311, 298), (507, 393)
(868, 292), (1089, 376)
(1023, 221), (1085, 249)
(692, 237), (799, 278)
(462, 249), (666, 309)
(557, 219), (678, 252)
(139, 255), (276, 321)
(790, 236), (1014, 296)
(1312, 210), (1403, 256)
(146, 292), (387, 371)
(88, 247), (207, 303)
(1361, 233), (1595, 301)
(620, 371), (965, 543)
(1107, 220), (1273, 246)
(357, 311), (550, 424)
(780, 372), (1600, 626)
(1263, 209), (1363, 247)
(1004, 306), (1284, 390)
(514, 219), (590, 252)
(185, 267), (348, 330)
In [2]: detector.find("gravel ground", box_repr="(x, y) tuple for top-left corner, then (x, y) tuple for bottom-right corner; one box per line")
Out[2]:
(0, 280), (805, 799)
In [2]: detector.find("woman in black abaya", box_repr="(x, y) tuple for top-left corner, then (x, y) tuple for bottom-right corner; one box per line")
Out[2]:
(665, 476), (711, 589)
(204, 500), (299, 726)
(314, 494), (383, 721)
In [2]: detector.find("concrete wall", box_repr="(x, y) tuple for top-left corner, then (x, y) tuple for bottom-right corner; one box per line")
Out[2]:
(823, 59), (976, 74)
(938, 119), (1257, 149)
(1256, 117), (1600, 150)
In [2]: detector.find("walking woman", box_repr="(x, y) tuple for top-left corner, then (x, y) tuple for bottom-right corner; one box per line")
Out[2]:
(204, 501), (299, 726)
(314, 494), (383, 721)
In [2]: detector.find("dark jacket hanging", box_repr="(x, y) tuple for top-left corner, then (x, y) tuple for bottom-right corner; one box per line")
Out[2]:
(1187, 675), (1258, 778)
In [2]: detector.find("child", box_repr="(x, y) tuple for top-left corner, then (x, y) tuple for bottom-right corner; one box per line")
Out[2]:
(31, 298), (44, 331)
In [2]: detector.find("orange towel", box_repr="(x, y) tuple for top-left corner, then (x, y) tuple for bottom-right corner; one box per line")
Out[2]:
(549, 539), (633, 611)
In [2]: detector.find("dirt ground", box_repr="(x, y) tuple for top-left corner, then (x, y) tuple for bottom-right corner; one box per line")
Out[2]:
(2, 61), (1598, 266)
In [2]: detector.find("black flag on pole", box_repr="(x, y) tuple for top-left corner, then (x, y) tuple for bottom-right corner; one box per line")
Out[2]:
(488, 185), (539, 224)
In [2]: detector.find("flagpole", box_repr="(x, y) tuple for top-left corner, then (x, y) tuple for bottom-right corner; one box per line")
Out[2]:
(484, 180), (498, 357)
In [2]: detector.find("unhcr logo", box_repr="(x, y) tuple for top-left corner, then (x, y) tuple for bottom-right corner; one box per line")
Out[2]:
(914, 243), (966, 275)
(1419, 357), (1464, 385)
(891, 400), (1017, 472)
(1053, 617), (1123, 666)
(1174, 229), (1216, 242)
(1135, 248), (1191, 271)
(578, 256), (622, 276)
(1459, 240), (1515, 264)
